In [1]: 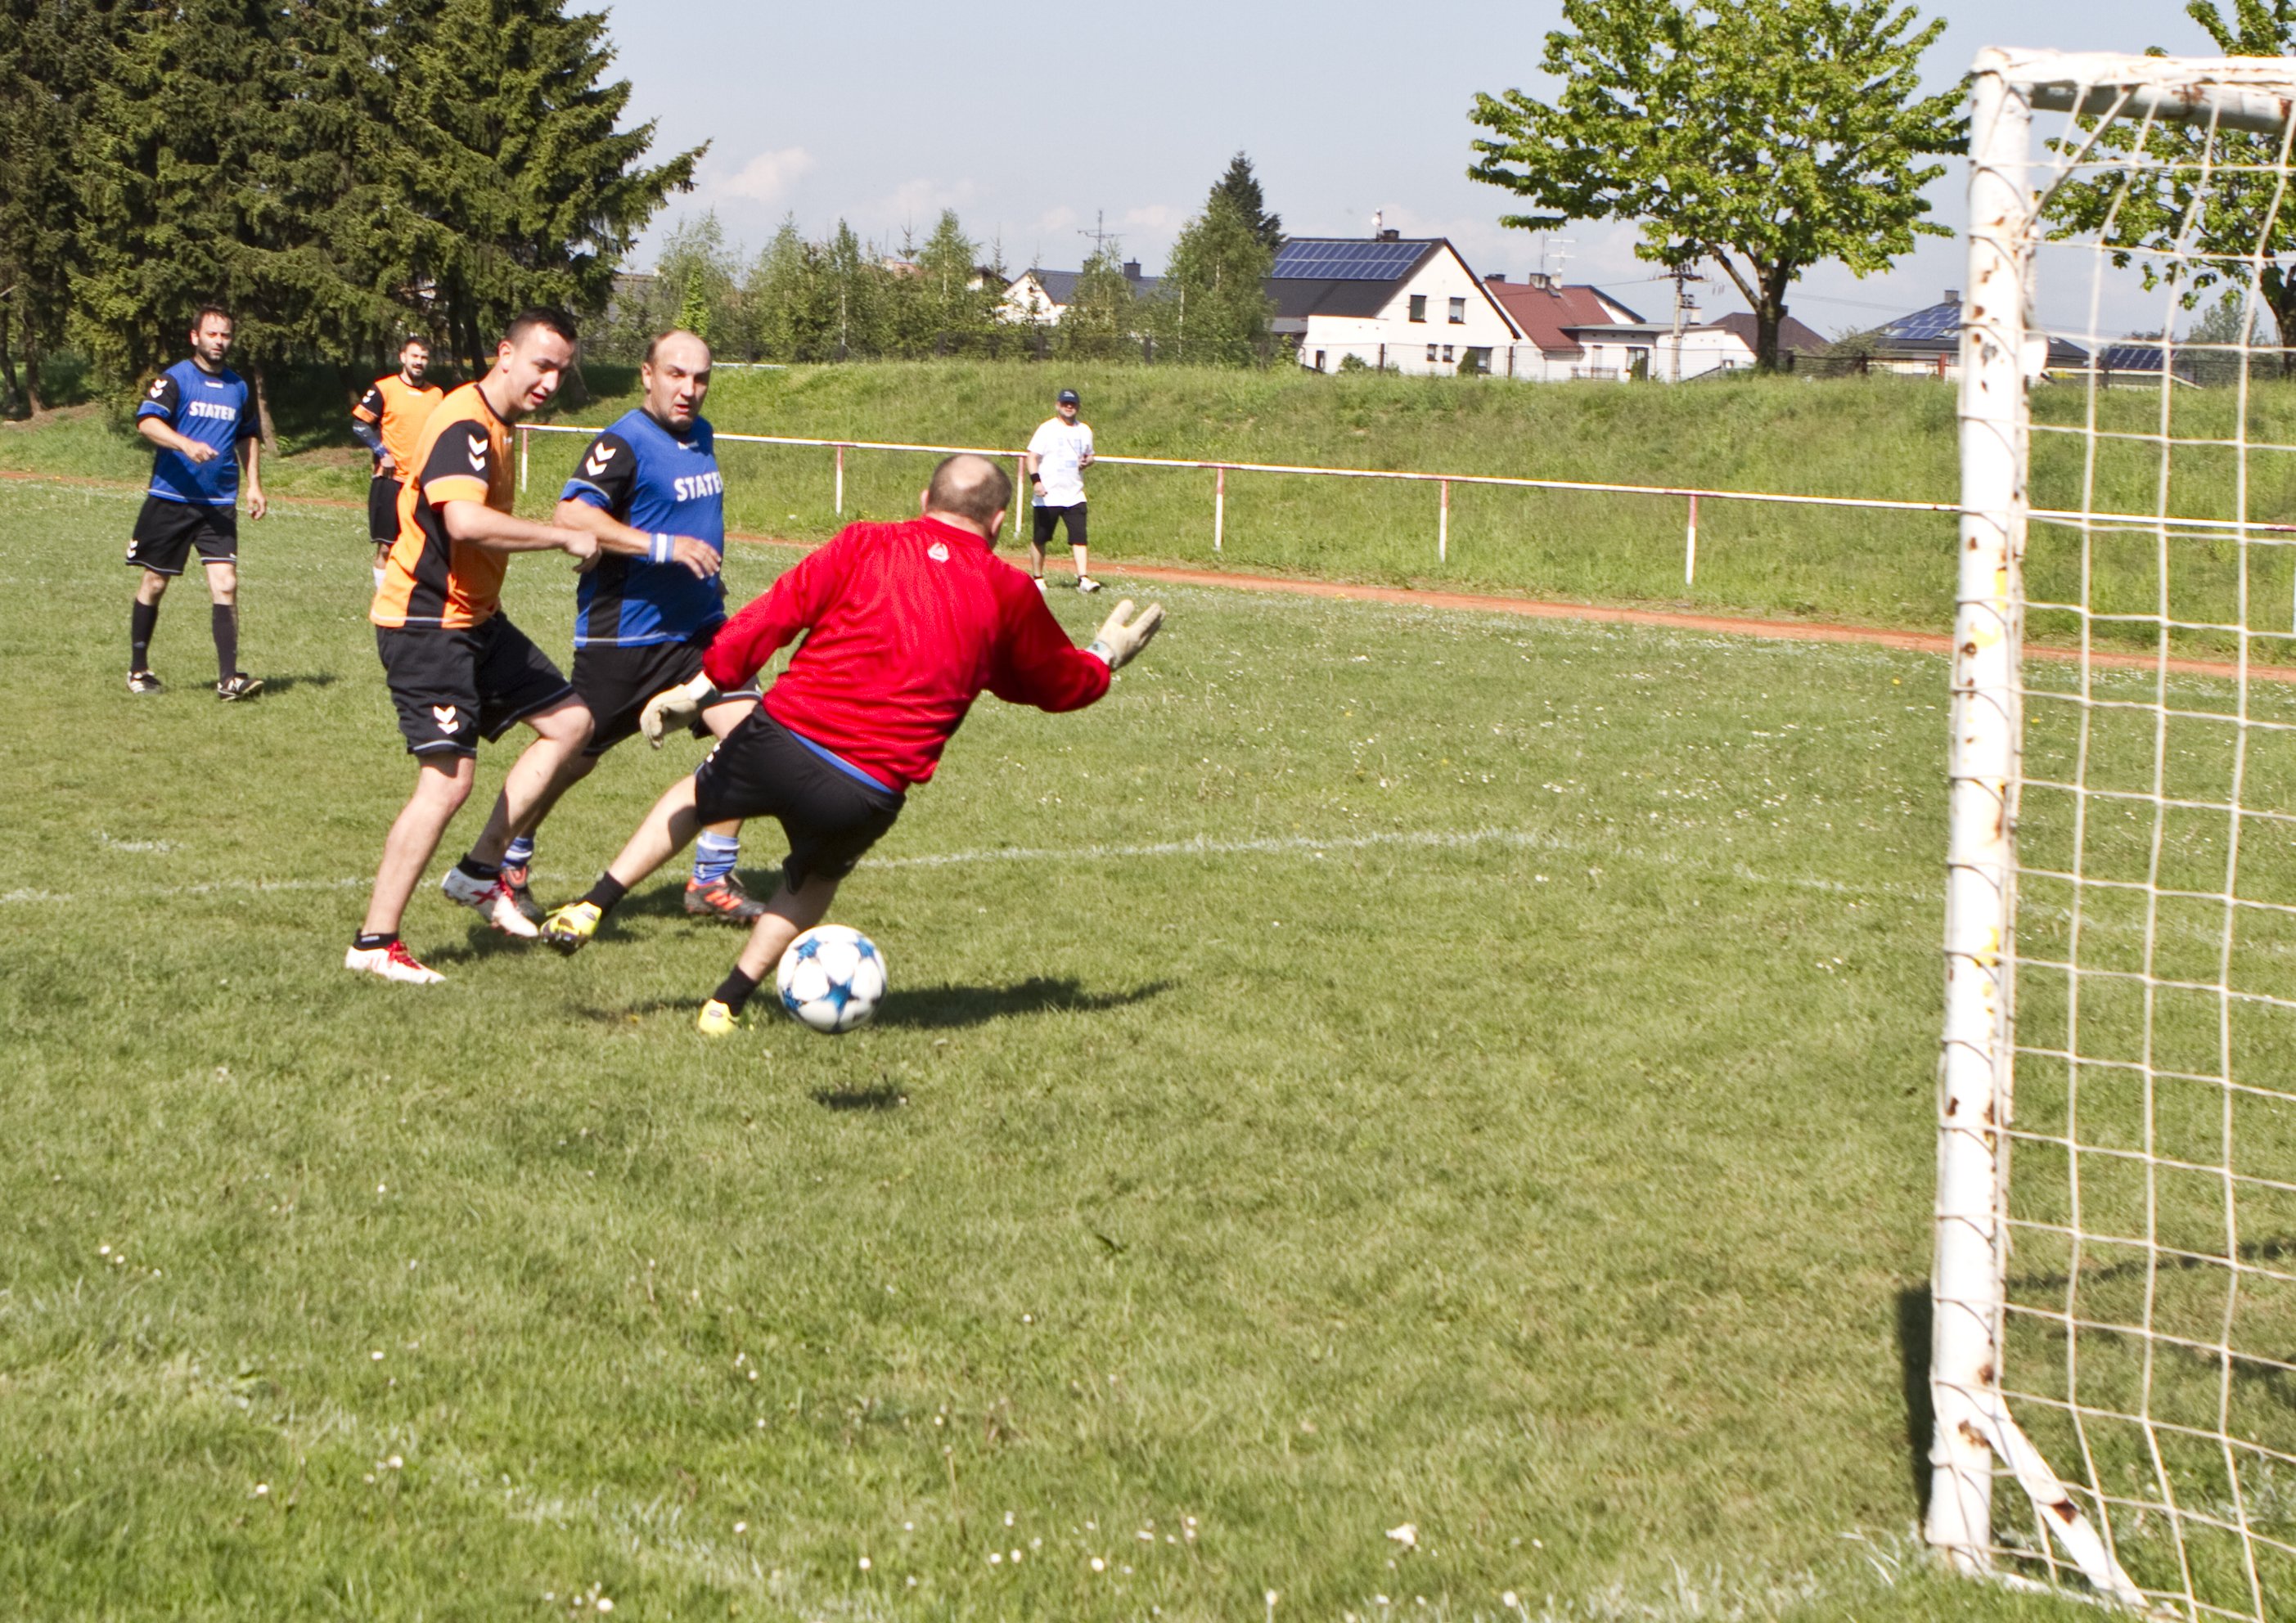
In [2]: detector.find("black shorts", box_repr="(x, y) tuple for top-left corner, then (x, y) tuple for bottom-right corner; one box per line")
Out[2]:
(368, 475), (402, 542)
(1031, 501), (1087, 549)
(692, 709), (905, 890)
(376, 615), (577, 758)
(571, 630), (760, 759)
(125, 497), (236, 575)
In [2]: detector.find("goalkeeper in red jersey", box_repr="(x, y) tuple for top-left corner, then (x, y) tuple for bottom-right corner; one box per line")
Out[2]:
(537, 453), (1164, 1034)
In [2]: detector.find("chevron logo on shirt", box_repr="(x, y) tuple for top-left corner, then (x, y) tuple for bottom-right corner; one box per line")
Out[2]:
(584, 446), (617, 477)
(432, 704), (458, 731)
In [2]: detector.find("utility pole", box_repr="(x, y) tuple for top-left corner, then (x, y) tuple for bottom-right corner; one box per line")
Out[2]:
(1668, 262), (1704, 384)
(1078, 210), (1117, 260)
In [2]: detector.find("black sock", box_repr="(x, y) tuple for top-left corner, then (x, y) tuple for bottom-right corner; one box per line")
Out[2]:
(454, 855), (500, 883)
(353, 931), (396, 951)
(713, 966), (759, 1014)
(130, 600), (159, 672)
(582, 873), (629, 915)
(211, 603), (236, 681)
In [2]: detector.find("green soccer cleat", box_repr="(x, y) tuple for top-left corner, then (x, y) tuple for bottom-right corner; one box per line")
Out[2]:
(696, 998), (737, 1037)
(539, 900), (601, 955)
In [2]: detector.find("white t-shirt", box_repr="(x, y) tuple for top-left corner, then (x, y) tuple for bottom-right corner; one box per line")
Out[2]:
(1027, 417), (1093, 507)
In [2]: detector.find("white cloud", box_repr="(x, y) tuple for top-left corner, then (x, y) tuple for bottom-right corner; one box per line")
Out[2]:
(1119, 204), (1187, 232)
(715, 146), (816, 203)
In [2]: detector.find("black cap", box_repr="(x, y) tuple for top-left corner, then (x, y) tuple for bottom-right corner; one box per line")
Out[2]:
(1056, 389), (1080, 405)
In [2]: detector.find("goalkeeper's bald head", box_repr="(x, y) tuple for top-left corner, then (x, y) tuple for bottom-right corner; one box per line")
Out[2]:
(923, 453), (1012, 536)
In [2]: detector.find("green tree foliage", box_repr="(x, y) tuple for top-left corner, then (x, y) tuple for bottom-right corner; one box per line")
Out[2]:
(0, 0), (119, 414)
(377, 0), (702, 375)
(902, 209), (1001, 356)
(742, 215), (825, 362)
(1058, 246), (1139, 362)
(1467, 0), (1961, 370)
(59, 0), (697, 416)
(1212, 151), (1283, 252)
(2042, 0), (2296, 375)
(1153, 192), (1275, 366)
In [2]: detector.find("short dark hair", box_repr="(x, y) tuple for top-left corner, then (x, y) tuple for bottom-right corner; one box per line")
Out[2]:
(191, 305), (232, 330)
(925, 454), (1012, 529)
(503, 307), (578, 348)
(398, 334), (430, 352)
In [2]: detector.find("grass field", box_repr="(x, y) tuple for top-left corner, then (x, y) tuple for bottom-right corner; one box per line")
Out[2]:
(0, 475), (2158, 1621)
(17, 360), (2296, 659)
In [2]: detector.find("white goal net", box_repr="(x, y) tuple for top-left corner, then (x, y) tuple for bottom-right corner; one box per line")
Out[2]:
(1936, 50), (2296, 1620)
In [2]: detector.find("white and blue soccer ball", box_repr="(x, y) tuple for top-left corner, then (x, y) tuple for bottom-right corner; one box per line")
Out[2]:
(775, 924), (888, 1034)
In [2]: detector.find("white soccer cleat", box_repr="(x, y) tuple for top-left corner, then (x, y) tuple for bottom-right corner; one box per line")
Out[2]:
(345, 940), (445, 984)
(439, 867), (541, 938)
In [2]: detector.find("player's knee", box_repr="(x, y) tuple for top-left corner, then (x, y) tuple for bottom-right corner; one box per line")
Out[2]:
(534, 699), (593, 748)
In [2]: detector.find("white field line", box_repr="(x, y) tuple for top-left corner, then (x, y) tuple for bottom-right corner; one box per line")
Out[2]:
(0, 825), (1919, 908)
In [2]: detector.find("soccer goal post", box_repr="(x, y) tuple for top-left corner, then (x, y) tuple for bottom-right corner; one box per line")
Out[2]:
(1935, 48), (2296, 1618)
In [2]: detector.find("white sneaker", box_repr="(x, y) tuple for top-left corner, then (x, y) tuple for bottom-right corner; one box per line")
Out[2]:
(440, 867), (541, 937)
(1077, 575), (1103, 593)
(1034, 577), (1049, 592)
(345, 940), (445, 984)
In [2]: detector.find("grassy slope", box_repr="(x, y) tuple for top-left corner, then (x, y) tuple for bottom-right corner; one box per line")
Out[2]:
(0, 479), (2154, 1621)
(20, 360), (2296, 653)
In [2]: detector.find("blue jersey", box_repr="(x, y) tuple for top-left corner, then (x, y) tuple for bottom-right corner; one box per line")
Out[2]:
(137, 359), (253, 506)
(560, 408), (728, 647)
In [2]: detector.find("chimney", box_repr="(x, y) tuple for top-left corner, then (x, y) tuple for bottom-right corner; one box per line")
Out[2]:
(1944, 289), (1961, 305)
(1123, 259), (1141, 280)
(1527, 272), (1554, 291)
(1485, 271), (1507, 282)
(1376, 228), (1400, 242)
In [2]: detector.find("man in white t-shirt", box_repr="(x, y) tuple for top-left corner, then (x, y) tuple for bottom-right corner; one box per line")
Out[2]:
(1024, 387), (1098, 592)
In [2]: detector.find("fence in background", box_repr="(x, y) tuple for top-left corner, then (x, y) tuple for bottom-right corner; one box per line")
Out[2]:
(517, 420), (2246, 587)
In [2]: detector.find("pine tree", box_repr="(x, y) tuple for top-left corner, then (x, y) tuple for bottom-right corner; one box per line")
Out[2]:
(378, 0), (705, 373)
(1155, 191), (1275, 366)
(913, 209), (993, 355)
(743, 216), (822, 362)
(1212, 152), (1283, 252)
(1059, 245), (1137, 362)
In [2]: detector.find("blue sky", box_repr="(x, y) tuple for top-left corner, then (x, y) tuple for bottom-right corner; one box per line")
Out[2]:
(605, 0), (2239, 339)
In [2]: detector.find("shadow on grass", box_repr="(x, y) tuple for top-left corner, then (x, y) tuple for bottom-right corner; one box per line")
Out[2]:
(256, 672), (338, 695)
(873, 976), (1173, 1031)
(812, 1084), (903, 1112)
(575, 996), (704, 1024)
(1896, 1285), (1933, 1518)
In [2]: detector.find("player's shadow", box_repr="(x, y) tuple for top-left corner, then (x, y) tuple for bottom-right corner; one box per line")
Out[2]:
(258, 672), (337, 695)
(812, 1084), (904, 1112)
(872, 976), (1172, 1031)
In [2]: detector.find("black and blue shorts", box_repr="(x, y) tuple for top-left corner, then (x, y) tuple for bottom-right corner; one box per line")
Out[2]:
(125, 497), (236, 575)
(691, 709), (904, 890)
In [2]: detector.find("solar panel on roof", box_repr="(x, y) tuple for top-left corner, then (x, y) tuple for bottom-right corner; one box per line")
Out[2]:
(2098, 344), (2167, 370)
(1881, 303), (1960, 341)
(1271, 239), (1429, 281)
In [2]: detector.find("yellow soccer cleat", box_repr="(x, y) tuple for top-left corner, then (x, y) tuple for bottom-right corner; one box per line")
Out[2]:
(539, 900), (601, 955)
(696, 998), (737, 1037)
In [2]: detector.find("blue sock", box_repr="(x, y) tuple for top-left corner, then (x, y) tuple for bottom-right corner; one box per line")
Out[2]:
(504, 835), (535, 870)
(692, 831), (739, 886)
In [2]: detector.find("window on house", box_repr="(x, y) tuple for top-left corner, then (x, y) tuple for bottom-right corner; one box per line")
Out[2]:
(1425, 344), (1438, 362)
(1314, 350), (1326, 371)
(1448, 297), (1466, 324)
(1408, 295), (1426, 323)
(1441, 344), (1455, 362)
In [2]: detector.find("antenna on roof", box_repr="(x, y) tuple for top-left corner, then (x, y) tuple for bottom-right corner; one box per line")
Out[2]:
(1537, 234), (1576, 284)
(1371, 209), (1383, 236)
(1078, 210), (1117, 259)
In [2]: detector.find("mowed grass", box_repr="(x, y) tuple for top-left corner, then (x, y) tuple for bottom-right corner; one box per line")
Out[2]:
(1, 481), (2118, 1621)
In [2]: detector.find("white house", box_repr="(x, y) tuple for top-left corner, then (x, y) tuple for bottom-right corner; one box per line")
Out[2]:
(1275, 235), (1524, 375)
(999, 261), (1161, 324)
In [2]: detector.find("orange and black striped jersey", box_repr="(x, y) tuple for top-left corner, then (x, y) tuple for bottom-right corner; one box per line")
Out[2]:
(370, 383), (515, 630)
(351, 374), (444, 477)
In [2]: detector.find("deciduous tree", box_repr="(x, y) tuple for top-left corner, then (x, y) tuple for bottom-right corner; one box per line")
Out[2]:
(1468, 0), (1961, 370)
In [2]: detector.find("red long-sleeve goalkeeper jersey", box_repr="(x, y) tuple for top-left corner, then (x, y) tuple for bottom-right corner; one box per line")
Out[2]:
(702, 515), (1113, 790)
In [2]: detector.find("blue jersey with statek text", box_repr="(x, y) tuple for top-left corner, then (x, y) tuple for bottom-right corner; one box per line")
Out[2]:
(560, 408), (728, 647)
(137, 359), (254, 506)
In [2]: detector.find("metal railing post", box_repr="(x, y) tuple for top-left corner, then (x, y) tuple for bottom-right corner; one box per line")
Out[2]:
(518, 425), (529, 494)
(1685, 493), (1699, 585)
(1213, 465), (1226, 555)
(1439, 479), (1451, 563)
(834, 444), (845, 515)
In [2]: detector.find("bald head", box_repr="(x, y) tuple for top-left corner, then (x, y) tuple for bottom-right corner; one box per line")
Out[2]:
(923, 454), (1012, 535)
(642, 330), (712, 430)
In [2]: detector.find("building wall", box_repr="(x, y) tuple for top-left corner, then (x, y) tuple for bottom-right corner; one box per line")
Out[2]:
(1292, 249), (1523, 376)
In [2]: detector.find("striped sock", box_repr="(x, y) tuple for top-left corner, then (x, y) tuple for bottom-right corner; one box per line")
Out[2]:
(692, 831), (739, 886)
(504, 835), (535, 871)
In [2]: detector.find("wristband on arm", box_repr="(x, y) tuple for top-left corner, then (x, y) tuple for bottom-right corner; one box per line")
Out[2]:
(650, 533), (673, 564)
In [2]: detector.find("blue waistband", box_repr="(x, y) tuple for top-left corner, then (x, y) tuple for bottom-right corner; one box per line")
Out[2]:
(784, 723), (900, 795)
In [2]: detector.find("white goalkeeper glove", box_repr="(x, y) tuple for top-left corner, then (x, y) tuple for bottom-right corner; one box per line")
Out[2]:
(639, 671), (718, 749)
(1085, 600), (1165, 671)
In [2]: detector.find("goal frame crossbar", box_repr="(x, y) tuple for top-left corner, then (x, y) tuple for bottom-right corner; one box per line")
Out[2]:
(1933, 47), (2296, 1616)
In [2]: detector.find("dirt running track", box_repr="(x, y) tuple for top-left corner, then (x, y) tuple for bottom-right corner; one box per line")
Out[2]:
(11, 465), (2290, 684)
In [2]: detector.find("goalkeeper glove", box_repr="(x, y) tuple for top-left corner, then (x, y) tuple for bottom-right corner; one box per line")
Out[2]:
(1085, 599), (1165, 671)
(639, 671), (718, 749)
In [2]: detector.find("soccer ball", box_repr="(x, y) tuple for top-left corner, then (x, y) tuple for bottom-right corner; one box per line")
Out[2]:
(775, 924), (887, 1034)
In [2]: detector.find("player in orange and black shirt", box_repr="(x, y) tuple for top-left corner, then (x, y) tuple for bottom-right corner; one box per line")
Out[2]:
(350, 336), (443, 590)
(348, 308), (601, 987)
